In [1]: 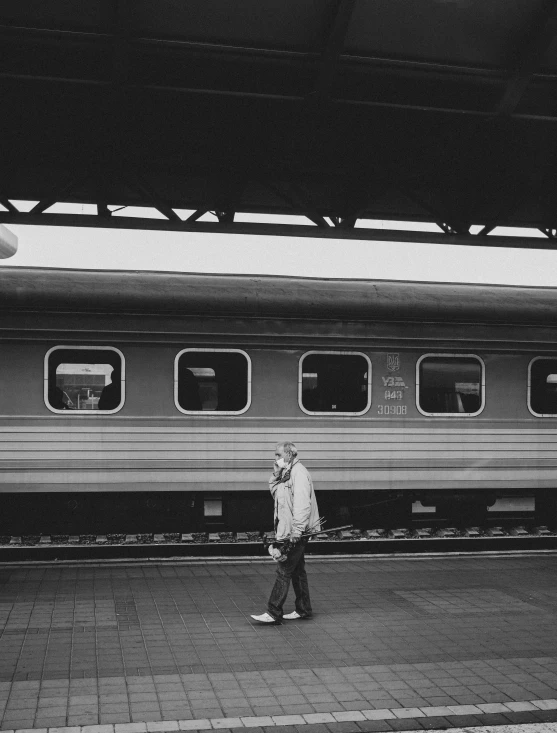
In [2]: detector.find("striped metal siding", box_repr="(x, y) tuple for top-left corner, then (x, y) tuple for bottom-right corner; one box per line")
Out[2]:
(0, 423), (557, 492)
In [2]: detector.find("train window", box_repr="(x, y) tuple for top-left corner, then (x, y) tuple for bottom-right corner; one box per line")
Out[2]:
(528, 358), (557, 416)
(299, 351), (371, 415)
(44, 346), (125, 414)
(175, 349), (251, 415)
(417, 354), (484, 416)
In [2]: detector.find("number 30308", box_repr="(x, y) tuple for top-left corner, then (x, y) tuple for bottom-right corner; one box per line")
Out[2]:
(377, 405), (407, 415)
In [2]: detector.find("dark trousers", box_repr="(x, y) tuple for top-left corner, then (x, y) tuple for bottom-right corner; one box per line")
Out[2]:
(267, 538), (312, 621)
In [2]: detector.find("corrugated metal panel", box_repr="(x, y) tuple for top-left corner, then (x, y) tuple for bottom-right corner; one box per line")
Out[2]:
(1, 424), (557, 492)
(2, 447), (557, 459)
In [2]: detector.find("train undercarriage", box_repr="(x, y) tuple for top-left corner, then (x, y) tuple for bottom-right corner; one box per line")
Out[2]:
(1, 489), (556, 554)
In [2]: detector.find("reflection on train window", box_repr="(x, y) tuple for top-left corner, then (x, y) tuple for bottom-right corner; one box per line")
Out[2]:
(299, 351), (371, 415)
(417, 355), (484, 416)
(529, 358), (557, 416)
(175, 349), (251, 414)
(45, 347), (125, 413)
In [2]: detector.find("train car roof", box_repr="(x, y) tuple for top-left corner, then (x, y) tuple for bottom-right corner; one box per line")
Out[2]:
(0, 266), (556, 324)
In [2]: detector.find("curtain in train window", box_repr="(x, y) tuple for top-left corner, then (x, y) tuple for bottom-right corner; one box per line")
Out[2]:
(176, 350), (250, 413)
(300, 352), (370, 414)
(418, 356), (482, 415)
(529, 358), (557, 415)
(46, 348), (124, 412)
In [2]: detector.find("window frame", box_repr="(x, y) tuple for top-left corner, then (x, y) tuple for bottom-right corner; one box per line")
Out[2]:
(298, 350), (372, 417)
(416, 353), (485, 418)
(527, 356), (557, 417)
(44, 345), (126, 415)
(174, 348), (252, 416)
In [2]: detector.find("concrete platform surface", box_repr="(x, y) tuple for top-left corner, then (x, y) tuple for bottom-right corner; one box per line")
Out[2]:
(2, 554), (557, 732)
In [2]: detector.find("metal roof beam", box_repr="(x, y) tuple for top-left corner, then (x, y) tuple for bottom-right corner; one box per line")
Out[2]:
(263, 181), (330, 228)
(94, 175), (111, 219)
(2, 211), (557, 250)
(29, 175), (87, 215)
(310, 0), (358, 103)
(103, 0), (133, 87)
(126, 175), (181, 222)
(97, 202), (111, 218)
(475, 224), (497, 237)
(6, 70), (557, 121)
(496, 0), (557, 116)
(4, 22), (557, 83)
(0, 198), (19, 214)
(185, 209), (208, 223)
(475, 193), (529, 237)
(397, 186), (471, 236)
(437, 222), (470, 235)
(331, 216), (358, 228)
(215, 210), (235, 224)
(305, 214), (330, 228)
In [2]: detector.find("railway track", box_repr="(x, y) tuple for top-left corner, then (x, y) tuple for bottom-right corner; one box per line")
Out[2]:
(1, 525), (556, 561)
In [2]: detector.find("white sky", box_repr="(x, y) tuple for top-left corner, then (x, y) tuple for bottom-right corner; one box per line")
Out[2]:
(2, 202), (557, 286)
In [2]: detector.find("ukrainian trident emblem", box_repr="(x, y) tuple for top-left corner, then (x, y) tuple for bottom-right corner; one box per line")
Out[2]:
(387, 353), (400, 372)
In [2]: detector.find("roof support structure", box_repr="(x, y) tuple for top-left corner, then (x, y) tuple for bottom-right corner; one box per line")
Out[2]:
(215, 211), (236, 224)
(126, 174), (181, 222)
(310, 0), (358, 104)
(29, 176), (88, 215)
(495, 0), (557, 116)
(0, 198), (19, 214)
(97, 202), (111, 219)
(437, 222), (468, 236)
(463, 0), (557, 236)
(395, 186), (471, 236)
(330, 216), (357, 228)
(475, 5), (557, 236)
(474, 187), (532, 237)
(185, 210), (208, 223)
(95, 181), (111, 219)
(104, 0), (133, 88)
(4, 69), (557, 122)
(5, 2), (557, 240)
(263, 181), (331, 228)
(2, 210), (556, 250)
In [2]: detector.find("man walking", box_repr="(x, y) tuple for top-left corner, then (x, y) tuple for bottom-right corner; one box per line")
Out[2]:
(251, 441), (320, 624)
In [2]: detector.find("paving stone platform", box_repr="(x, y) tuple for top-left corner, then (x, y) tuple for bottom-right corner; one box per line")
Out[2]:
(2, 554), (557, 732)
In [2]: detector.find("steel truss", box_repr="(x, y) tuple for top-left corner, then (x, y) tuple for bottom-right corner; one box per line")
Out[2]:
(4, 0), (557, 244)
(2, 208), (557, 251)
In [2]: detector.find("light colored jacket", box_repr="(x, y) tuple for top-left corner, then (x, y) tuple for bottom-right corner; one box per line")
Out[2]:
(269, 459), (320, 542)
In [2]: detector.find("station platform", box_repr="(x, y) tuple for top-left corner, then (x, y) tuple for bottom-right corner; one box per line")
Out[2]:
(1, 553), (557, 733)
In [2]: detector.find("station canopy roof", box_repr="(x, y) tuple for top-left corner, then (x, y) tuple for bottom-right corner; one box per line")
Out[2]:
(3, 0), (557, 248)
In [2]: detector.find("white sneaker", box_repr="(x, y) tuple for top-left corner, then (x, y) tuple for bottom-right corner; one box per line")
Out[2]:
(250, 612), (277, 623)
(283, 611), (304, 620)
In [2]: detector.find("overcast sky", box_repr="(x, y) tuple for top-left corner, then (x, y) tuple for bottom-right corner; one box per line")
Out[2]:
(2, 203), (557, 287)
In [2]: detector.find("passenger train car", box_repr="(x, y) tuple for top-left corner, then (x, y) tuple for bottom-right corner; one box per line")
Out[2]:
(1, 266), (557, 536)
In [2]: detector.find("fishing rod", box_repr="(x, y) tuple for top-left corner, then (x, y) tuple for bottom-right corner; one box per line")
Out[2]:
(263, 519), (354, 557)
(301, 523), (353, 538)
